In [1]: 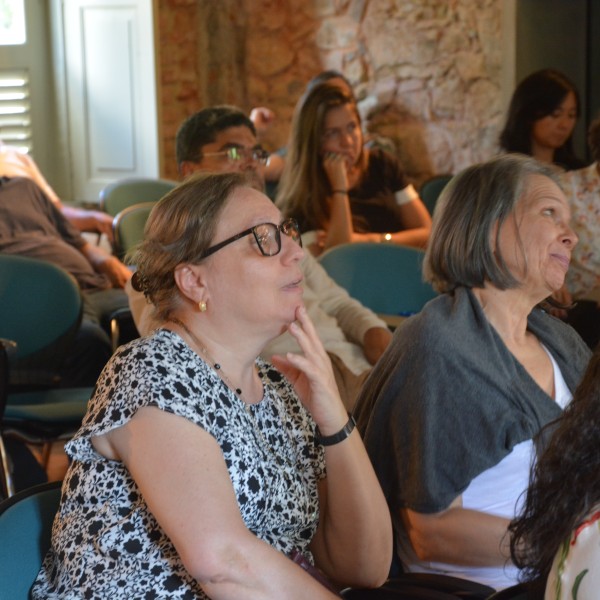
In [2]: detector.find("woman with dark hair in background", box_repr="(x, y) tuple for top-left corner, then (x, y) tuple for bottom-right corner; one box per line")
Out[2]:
(277, 83), (431, 256)
(499, 69), (585, 171)
(257, 70), (357, 191)
(510, 348), (600, 599)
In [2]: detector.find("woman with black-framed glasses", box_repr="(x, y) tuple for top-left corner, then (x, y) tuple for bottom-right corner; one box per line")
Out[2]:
(33, 171), (392, 599)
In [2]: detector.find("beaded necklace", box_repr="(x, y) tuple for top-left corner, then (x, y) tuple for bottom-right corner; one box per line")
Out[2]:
(169, 317), (244, 396)
(167, 318), (299, 468)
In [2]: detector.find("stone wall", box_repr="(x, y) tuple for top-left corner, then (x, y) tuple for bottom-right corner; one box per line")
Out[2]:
(156, 0), (505, 186)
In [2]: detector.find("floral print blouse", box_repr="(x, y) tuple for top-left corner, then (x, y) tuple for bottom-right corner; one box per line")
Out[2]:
(558, 163), (600, 298)
(545, 507), (600, 599)
(32, 330), (325, 599)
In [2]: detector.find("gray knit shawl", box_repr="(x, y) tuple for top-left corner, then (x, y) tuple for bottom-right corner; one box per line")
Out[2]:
(355, 286), (591, 514)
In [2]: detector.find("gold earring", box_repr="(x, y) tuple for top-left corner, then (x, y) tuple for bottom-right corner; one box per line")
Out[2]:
(199, 300), (207, 312)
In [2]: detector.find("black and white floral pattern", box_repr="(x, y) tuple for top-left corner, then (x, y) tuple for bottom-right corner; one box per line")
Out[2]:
(32, 330), (325, 599)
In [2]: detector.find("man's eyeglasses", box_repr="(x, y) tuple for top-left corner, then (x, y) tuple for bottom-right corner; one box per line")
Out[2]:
(200, 218), (302, 259)
(202, 147), (270, 165)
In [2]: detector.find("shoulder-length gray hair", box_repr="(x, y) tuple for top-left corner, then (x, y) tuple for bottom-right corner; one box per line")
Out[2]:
(424, 154), (559, 293)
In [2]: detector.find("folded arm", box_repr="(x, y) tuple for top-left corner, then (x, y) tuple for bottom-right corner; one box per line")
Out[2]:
(61, 205), (115, 240)
(80, 242), (132, 288)
(372, 193), (431, 248)
(362, 326), (392, 364)
(401, 497), (511, 566)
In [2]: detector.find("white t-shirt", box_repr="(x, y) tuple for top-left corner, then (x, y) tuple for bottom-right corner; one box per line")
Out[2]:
(401, 346), (572, 590)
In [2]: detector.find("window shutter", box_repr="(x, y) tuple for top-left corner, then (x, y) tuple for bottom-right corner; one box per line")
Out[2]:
(0, 69), (31, 153)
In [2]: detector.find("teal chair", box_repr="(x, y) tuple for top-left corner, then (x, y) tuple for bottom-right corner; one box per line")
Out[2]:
(0, 480), (62, 599)
(109, 201), (156, 347)
(0, 255), (92, 497)
(419, 174), (453, 216)
(318, 243), (437, 318)
(112, 201), (155, 261)
(99, 177), (177, 217)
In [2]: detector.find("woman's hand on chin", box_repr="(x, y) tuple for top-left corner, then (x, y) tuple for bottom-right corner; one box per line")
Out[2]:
(322, 152), (349, 191)
(270, 306), (347, 427)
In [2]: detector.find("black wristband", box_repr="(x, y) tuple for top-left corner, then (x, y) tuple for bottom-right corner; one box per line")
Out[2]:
(317, 414), (356, 446)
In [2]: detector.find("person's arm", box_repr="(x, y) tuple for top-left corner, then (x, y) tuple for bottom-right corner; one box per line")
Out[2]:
(379, 192), (431, 248)
(271, 306), (392, 587)
(325, 190), (355, 249)
(249, 106), (274, 141)
(365, 186), (431, 248)
(6, 148), (115, 238)
(362, 326), (392, 364)
(401, 497), (511, 567)
(322, 158), (431, 251)
(60, 205), (115, 240)
(80, 242), (132, 288)
(309, 436), (392, 587)
(264, 153), (285, 182)
(321, 153), (354, 249)
(3, 148), (63, 205)
(95, 407), (340, 599)
(249, 107), (286, 182)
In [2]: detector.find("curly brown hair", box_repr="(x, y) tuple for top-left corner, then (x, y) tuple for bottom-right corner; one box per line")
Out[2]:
(509, 348), (600, 588)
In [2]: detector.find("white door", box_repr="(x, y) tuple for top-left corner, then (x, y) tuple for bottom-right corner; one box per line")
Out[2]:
(60, 0), (159, 203)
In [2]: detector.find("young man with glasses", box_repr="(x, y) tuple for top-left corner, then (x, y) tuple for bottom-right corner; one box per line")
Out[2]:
(126, 105), (391, 409)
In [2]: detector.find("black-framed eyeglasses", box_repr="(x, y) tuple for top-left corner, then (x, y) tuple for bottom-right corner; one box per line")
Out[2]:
(202, 146), (270, 165)
(200, 218), (302, 259)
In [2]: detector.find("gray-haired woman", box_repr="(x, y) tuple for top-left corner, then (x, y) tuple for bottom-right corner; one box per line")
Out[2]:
(355, 154), (591, 591)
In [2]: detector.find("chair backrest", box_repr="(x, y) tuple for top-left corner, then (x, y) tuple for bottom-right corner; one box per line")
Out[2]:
(0, 255), (83, 385)
(419, 174), (453, 216)
(99, 177), (177, 217)
(0, 480), (62, 600)
(318, 243), (437, 317)
(112, 201), (156, 260)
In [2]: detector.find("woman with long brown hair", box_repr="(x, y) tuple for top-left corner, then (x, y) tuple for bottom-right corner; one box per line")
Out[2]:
(277, 83), (431, 256)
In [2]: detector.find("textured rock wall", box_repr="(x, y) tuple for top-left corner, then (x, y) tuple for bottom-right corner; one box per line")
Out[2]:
(157, 0), (504, 186)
